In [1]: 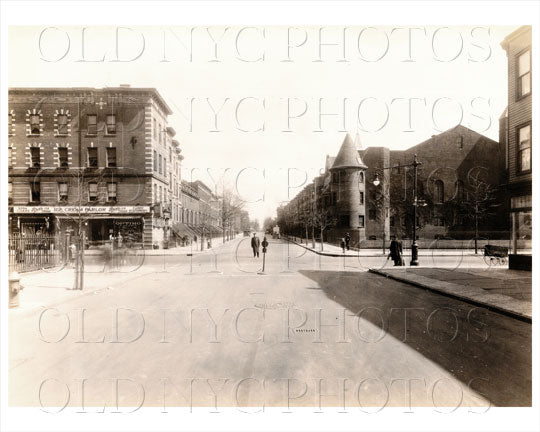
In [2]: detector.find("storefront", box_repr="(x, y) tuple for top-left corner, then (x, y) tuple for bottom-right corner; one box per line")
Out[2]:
(509, 194), (532, 270)
(11, 206), (150, 246)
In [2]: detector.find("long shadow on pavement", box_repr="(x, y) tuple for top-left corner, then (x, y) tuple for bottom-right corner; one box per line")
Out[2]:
(299, 270), (532, 407)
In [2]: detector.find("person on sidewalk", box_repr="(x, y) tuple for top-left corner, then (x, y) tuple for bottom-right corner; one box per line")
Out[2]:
(345, 232), (351, 250)
(388, 236), (404, 266)
(340, 238), (346, 254)
(251, 233), (260, 258)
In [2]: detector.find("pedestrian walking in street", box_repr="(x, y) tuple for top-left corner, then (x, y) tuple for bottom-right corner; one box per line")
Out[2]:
(340, 237), (346, 254)
(388, 236), (404, 266)
(251, 233), (260, 257)
(345, 232), (351, 250)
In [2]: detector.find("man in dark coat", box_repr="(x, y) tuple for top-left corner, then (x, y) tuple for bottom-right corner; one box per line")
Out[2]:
(345, 232), (351, 250)
(388, 236), (404, 266)
(251, 233), (260, 258)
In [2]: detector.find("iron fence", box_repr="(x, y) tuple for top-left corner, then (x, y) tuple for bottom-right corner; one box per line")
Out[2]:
(8, 234), (65, 273)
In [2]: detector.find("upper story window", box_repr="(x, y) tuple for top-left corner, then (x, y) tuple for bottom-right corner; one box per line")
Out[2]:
(58, 147), (69, 168)
(30, 147), (41, 168)
(106, 115), (116, 135)
(87, 147), (98, 168)
(106, 147), (117, 167)
(517, 49), (531, 98)
(518, 124), (531, 173)
(54, 109), (71, 136)
(8, 111), (15, 136)
(58, 182), (68, 202)
(153, 150), (158, 171)
(153, 118), (157, 139)
(30, 181), (40, 202)
(359, 191), (364, 205)
(359, 171), (364, 183)
(30, 114), (41, 135)
(159, 154), (163, 175)
(107, 183), (117, 201)
(87, 114), (97, 135)
(164, 157), (167, 176)
(88, 183), (98, 201)
(57, 114), (68, 135)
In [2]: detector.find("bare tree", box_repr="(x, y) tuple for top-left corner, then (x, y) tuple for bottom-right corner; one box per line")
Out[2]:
(313, 206), (337, 251)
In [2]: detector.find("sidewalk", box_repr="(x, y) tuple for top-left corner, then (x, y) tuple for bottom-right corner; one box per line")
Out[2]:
(84, 235), (242, 256)
(369, 267), (532, 322)
(287, 238), (509, 257)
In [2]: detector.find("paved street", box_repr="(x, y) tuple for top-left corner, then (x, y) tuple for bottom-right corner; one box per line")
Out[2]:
(9, 236), (531, 410)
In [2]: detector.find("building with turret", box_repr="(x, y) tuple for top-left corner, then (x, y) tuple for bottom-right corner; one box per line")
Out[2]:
(277, 125), (508, 246)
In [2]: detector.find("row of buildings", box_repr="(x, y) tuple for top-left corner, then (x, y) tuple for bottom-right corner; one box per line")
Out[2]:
(7, 86), (250, 248)
(277, 26), (532, 266)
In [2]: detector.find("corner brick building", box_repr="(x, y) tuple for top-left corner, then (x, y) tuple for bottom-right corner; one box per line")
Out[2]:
(278, 125), (507, 246)
(8, 86), (181, 248)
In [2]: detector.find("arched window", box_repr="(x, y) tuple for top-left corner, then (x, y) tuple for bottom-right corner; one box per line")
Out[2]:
(434, 180), (444, 203)
(359, 171), (364, 183)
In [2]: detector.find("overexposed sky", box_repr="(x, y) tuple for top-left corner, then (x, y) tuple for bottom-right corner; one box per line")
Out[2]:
(8, 25), (518, 222)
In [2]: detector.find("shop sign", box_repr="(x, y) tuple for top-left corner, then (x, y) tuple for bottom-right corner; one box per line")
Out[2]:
(13, 206), (150, 214)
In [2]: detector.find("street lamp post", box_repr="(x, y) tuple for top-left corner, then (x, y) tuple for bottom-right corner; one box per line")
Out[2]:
(372, 153), (422, 266)
(410, 154), (421, 266)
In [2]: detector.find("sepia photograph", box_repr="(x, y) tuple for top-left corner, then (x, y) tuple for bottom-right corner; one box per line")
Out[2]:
(1, 2), (538, 432)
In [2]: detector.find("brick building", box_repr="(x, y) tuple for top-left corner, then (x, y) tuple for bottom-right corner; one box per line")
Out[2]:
(501, 26), (532, 267)
(278, 125), (506, 245)
(7, 86), (177, 248)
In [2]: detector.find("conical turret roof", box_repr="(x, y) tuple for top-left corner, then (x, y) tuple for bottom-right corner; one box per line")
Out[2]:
(331, 133), (367, 170)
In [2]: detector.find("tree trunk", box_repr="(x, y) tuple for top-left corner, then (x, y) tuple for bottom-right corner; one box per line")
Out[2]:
(320, 228), (324, 251)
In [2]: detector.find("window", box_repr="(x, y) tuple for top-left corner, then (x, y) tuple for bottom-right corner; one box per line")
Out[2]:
(332, 172), (339, 183)
(88, 183), (98, 201)
(107, 183), (117, 201)
(359, 191), (364, 205)
(87, 147), (98, 167)
(106, 147), (117, 167)
(369, 209), (377, 221)
(359, 172), (364, 183)
(434, 180), (444, 203)
(518, 124), (531, 173)
(87, 115), (97, 135)
(8, 113), (14, 136)
(154, 184), (158, 203)
(358, 215), (365, 228)
(58, 182), (68, 202)
(30, 147), (40, 168)
(58, 147), (68, 168)
(164, 157), (167, 176)
(159, 154), (163, 175)
(30, 114), (40, 135)
(106, 115), (116, 134)
(153, 150), (158, 171)
(58, 114), (68, 135)
(30, 182), (40, 202)
(517, 49), (531, 98)
(153, 118), (157, 138)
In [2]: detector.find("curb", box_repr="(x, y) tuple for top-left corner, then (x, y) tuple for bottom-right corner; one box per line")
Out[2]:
(368, 268), (532, 323)
(286, 239), (481, 259)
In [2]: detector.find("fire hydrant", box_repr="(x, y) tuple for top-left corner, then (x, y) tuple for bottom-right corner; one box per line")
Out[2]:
(9, 271), (23, 308)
